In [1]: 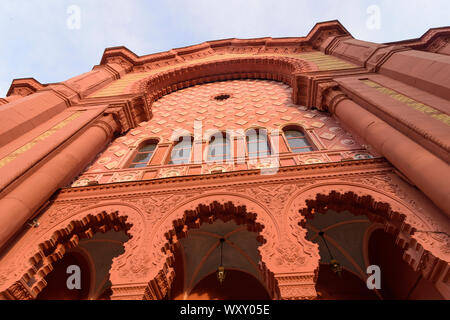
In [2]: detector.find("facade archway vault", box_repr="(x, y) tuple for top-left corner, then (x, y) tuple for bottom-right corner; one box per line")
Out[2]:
(288, 183), (450, 299)
(0, 203), (146, 300)
(0, 193), (321, 300)
(127, 56), (317, 108)
(106, 193), (320, 300)
(3, 177), (448, 300)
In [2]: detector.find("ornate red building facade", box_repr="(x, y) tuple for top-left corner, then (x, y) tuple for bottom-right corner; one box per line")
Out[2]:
(0, 21), (449, 300)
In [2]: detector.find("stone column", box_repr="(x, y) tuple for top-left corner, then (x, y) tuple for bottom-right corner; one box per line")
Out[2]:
(0, 114), (120, 249)
(324, 89), (450, 216)
(260, 235), (320, 300)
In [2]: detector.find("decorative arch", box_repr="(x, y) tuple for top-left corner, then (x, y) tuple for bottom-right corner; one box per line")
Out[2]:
(0, 203), (146, 300)
(128, 56), (316, 108)
(108, 193), (319, 300)
(0, 211), (131, 300)
(142, 200), (280, 300)
(293, 186), (449, 290)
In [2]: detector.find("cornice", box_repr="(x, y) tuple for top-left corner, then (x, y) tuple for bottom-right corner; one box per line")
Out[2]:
(98, 21), (351, 69)
(384, 26), (450, 49)
(71, 94), (150, 133)
(6, 78), (45, 97)
(55, 158), (392, 201)
(294, 69), (369, 108)
(335, 80), (450, 159)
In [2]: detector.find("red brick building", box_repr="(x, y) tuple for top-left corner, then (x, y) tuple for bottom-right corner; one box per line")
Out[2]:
(0, 21), (449, 300)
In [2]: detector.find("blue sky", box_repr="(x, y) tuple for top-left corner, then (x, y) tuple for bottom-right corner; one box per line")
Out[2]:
(0, 0), (449, 97)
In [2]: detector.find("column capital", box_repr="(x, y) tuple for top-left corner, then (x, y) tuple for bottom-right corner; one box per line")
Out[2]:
(92, 113), (121, 138)
(275, 272), (317, 300)
(110, 283), (148, 300)
(102, 95), (150, 133)
(320, 84), (349, 113)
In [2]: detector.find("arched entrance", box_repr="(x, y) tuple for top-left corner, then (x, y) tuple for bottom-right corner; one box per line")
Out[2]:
(303, 208), (380, 299)
(368, 228), (445, 300)
(146, 201), (279, 300)
(36, 250), (92, 300)
(36, 229), (129, 300)
(298, 190), (448, 300)
(0, 210), (133, 300)
(169, 219), (271, 300)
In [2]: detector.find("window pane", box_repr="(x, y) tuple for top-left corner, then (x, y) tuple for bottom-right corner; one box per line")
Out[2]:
(209, 155), (229, 161)
(246, 134), (258, 143)
(129, 141), (158, 168)
(209, 141), (230, 159)
(258, 140), (270, 152)
(247, 142), (258, 155)
(246, 129), (270, 158)
(174, 148), (185, 158)
(129, 162), (147, 168)
(132, 152), (152, 164)
(140, 143), (157, 152)
(293, 146), (313, 153)
(175, 138), (192, 148)
(284, 129), (313, 153)
(170, 138), (192, 164)
(170, 158), (190, 165)
(288, 137), (310, 148)
(284, 130), (304, 138)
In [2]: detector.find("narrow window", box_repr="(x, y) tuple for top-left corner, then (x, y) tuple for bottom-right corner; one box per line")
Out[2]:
(169, 136), (193, 164)
(246, 128), (270, 158)
(129, 141), (158, 168)
(208, 132), (231, 161)
(283, 128), (313, 153)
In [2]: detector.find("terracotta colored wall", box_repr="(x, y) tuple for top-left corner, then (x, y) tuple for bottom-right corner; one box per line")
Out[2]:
(0, 21), (448, 301)
(75, 79), (376, 185)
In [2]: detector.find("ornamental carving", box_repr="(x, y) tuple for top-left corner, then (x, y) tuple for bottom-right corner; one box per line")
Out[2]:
(275, 274), (317, 300)
(2, 161), (448, 300)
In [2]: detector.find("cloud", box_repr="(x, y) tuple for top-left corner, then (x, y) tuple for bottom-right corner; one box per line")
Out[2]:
(0, 0), (449, 97)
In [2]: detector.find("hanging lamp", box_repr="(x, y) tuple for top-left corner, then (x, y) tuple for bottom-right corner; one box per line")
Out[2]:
(216, 238), (226, 284)
(318, 231), (343, 277)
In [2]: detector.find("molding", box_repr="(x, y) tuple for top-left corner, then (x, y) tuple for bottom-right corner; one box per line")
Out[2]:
(99, 20), (351, 69)
(6, 78), (44, 97)
(58, 158), (392, 198)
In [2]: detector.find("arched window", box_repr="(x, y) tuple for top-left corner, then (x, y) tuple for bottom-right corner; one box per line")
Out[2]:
(129, 140), (158, 168)
(283, 127), (313, 153)
(208, 132), (231, 161)
(169, 136), (193, 164)
(246, 128), (270, 158)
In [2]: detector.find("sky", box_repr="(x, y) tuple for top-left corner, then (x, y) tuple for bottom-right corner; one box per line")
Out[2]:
(0, 0), (449, 97)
